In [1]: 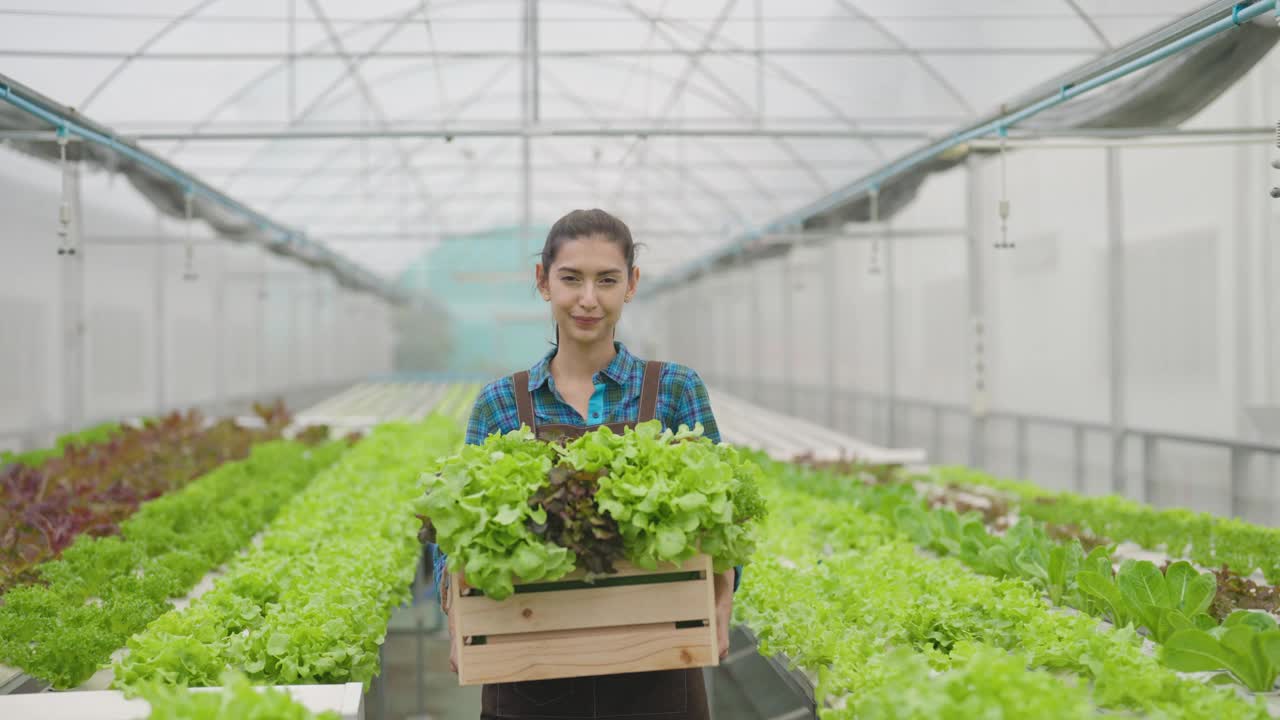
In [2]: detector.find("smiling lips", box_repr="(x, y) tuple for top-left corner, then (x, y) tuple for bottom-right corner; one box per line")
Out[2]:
(572, 316), (602, 328)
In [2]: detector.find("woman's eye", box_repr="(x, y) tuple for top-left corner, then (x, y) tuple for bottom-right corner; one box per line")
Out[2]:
(560, 276), (579, 284)
(600, 278), (617, 285)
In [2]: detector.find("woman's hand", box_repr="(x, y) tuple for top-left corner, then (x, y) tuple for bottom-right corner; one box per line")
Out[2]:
(713, 569), (734, 660)
(442, 572), (470, 674)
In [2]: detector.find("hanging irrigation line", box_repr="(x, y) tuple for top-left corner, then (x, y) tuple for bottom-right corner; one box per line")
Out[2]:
(646, 0), (1280, 293)
(0, 77), (407, 303)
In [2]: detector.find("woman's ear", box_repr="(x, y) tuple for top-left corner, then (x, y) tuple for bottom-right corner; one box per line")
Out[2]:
(535, 263), (551, 300)
(625, 266), (640, 302)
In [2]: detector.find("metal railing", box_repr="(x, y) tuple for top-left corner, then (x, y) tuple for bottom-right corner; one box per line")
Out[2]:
(708, 376), (1280, 523)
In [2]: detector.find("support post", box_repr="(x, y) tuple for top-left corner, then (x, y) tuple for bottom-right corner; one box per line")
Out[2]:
(1015, 417), (1029, 479)
(212, 245), (226, 417)
(520, 0), (539, 262)
(781, 255), (795, 416)
(1142, 434), (1157, 505)
(288, 0), (297, 121)
(1229, 448), (1247, 520)
(749, 260), (762, 404)
(153, 212), (167, 415)
(931, 405), (943, 463)
(753, 0), (764, 126)
(61, 160), (85, 432)
(1073, 425), (1086, 493)
(885, 221), (897, 447)
(287, 276), (299, 390)
(1106, 147), (1128, 495)
(824, 240), (839, 427)
(964, 157), (987, 467)
(256, 253), (268, 397)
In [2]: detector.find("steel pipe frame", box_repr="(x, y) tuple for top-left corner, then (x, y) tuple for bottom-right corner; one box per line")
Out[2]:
(843, 387), (1280, 521)
(0, 6), (1192, 25)
(835, 0), (974, 114)
(601, 0), (835, 205)
(7, 125), (1267, 143)
(60, 160), (86, 435)
(1105, 147), (1127, 498)
(965, 156), (986, 468)
(256, 60), (519, 217)
(228, 68), (803, 236)
(613, 0), (881, 186)
(0, 47), (1108, 61)
(0, 74), (399, 302)
(535, 67), (801, 219)
(520, 0), (537, 261)
(648, 0), (1277, 292)
(773, 382), (1280, 465)
(14, 0), (921, 266)
(122, 0), (875, 251)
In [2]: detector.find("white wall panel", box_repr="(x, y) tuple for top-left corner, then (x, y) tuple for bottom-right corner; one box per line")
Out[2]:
(0, 146), (395, 446)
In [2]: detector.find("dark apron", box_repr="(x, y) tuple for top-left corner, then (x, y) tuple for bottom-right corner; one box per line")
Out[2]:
(479, 360), (711, 720)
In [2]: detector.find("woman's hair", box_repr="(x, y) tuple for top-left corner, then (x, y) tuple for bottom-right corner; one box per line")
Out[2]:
(540, 208), (638, 277)
(539, 209), (639, 346)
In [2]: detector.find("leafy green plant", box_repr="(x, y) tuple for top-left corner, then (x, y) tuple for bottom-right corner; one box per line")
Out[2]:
(116, 417), (463, 689)
(1161, 611), (1280, 692)
(841, 644), (1097, 720)
(929, 466), (1280, 584)
(1, 402), (299, 593)
(0, 440), (345, 688)
(893, 503), (1094, 608)
(416, 427), (571, 600)
(586, 422), (765, 573)
(133, 670), (339, 719)
(527, 466), (624, 575)
(738, 463), (1270, 718)
(419, 421), (766, 599)
(0, 421), (122, 468)
(1076, 559), (1217, 643)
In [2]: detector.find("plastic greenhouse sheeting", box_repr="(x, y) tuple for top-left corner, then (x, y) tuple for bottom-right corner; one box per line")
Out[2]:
(0, 0), (1225, 278)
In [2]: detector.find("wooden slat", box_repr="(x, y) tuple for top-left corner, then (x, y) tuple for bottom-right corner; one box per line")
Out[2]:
(703, 555), (719, 665)
(509, 555), (709, 586)
(458, 624), (716, 686)
(456, 579), (709, 636)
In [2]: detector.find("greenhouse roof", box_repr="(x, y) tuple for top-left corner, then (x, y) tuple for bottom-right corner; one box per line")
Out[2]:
(0, 0), (1234, 280)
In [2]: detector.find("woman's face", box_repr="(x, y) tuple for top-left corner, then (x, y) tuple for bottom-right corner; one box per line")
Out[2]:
(537, 234), (639, 346)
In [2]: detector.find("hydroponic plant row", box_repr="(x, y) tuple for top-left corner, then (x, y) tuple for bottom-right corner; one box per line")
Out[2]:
(928, 465), (1280, 584)
(0, 402), (296, 594)
(739, 458), (1277, 718)
(114, 415), (465, 689)
(0, 438), (346, 689)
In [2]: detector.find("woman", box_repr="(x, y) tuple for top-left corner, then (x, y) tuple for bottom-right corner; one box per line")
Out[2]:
(434, 208), (738, 719)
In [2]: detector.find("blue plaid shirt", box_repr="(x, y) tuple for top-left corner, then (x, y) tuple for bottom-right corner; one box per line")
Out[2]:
(432, 342), (739, 592)
(465, 342), (720, 445)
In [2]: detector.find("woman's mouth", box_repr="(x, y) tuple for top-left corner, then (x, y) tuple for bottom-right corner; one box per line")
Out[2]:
(571, 316), (602, 328)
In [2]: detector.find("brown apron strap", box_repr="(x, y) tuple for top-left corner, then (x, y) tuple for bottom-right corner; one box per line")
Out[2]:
(637, 360), (664, 423)
(511, 371), (536, 432)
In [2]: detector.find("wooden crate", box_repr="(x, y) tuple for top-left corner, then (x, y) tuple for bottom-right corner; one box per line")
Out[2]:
(450, 554), (718, 686)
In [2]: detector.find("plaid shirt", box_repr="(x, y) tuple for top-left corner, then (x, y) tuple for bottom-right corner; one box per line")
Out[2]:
(464, 342), (720, 445)
(432, 342), (735, 592)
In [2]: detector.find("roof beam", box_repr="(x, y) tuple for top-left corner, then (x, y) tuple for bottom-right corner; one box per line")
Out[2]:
(79, 0), (220, 110)
(15, 126), (929, 141)
(834, 0), (975, 115)
(1064, 0), (1114, 50)
(0, 47), (1106, 60)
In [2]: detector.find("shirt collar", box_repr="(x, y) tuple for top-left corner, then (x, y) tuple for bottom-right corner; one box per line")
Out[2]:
(526, 341), (641, 392)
